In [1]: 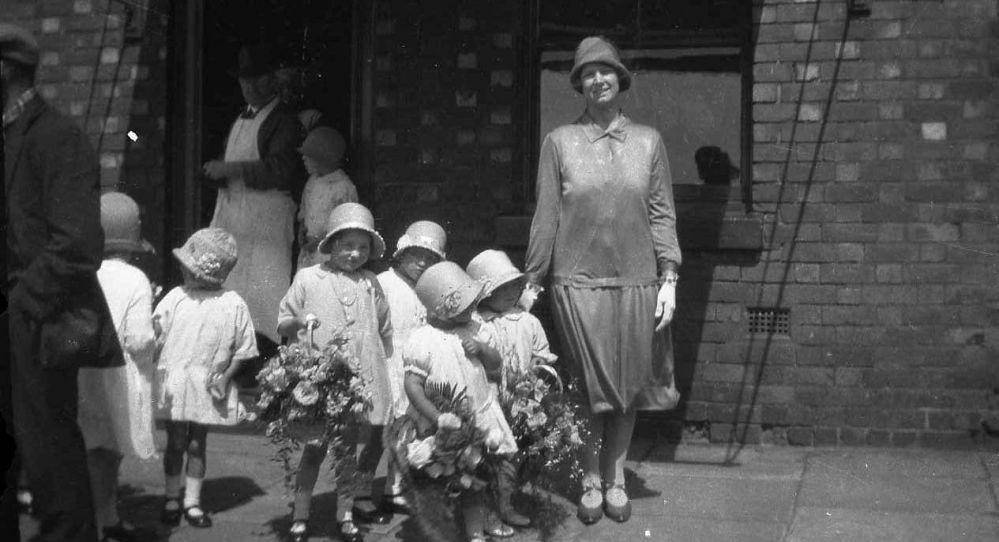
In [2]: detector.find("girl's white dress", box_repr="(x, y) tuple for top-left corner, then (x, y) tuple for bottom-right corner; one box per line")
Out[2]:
(377, 268), (426, 419)
(477, 308), (558, 377)
(78, 258), (157, 458)
(278, 265), (393, 426)
(402, 323), (518, 454)
(153, 286), (258, 426)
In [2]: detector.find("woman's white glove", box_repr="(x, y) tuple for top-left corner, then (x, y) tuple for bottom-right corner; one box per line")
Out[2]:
(654, 281), (676, 332)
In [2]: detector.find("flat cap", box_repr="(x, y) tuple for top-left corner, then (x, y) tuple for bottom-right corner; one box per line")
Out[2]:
(0, 23), (39, 66)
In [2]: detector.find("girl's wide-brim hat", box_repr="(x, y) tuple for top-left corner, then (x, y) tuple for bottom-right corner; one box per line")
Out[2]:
(394, 220), (447, 260)
(298, 126), (346, 166)
(101, 191), (155, 254)
(416, 262), (484, 321)
(465, 249), (525, 299)
(172, 228), (238, 286)
(569, 36), (632, 93)
(317, 202), (386, 259)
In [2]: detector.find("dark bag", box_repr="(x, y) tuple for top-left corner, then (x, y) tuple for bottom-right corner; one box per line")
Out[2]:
(38, 277), (124, 370)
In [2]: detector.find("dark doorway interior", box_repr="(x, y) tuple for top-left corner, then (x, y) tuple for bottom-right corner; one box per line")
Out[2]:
(200, 0), (354, 225)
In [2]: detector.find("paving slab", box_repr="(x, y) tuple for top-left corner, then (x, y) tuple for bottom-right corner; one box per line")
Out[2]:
(637, 443), (807, 480)
(787, 507), (999, 542)
(633, 474), (798, 523)
(806, 448), (989, 479)
(796, 461), (995, 514)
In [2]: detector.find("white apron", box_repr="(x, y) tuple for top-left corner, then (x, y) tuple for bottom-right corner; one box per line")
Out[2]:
(211, 98), (295, 343)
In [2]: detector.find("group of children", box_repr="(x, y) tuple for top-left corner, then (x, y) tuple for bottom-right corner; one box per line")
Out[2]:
(82, 126), (558, 542)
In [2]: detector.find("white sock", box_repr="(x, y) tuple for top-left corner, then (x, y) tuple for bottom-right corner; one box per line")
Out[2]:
(183, 476), (204, 512)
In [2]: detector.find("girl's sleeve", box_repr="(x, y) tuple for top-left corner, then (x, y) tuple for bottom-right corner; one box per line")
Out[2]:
(524, 133), (562, 285)
(122, 273), (156, 367)
(370, 274), (394, 356)
(402, 330), (432, 378)
(232, 297), (259, 361)
(527, 314), (558, 364)
(152, 287), (176, 348)
(277, 269), (307, 332)
(648, 134), (682, 274)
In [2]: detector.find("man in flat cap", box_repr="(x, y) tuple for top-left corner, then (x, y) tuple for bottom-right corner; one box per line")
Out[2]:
(203, 43), (303, 359)
(3, 22), (122, 542)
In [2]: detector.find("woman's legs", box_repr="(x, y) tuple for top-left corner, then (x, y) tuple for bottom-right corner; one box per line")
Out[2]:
(600, 410), (637, 487)
(292, 442), (327, 522)
(581, 411), (605, 487)
(86, 447), (123, 531)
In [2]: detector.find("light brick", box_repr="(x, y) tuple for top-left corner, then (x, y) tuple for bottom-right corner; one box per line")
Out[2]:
(492, 33), (512, 48)
(41, 17), (60, 33)
(917, 83), (945, 99)
(73, 0), (92, 14)
(490, 70), (513, 87)
(794, 62), (820, 81)
(794, 23), (817, 41)
(455, 90), (476, 107)
(879, 62), (902, 79)
(100, 47), (120, 64)
(798, 103), (822, 122)
(921, 122), (947, 140)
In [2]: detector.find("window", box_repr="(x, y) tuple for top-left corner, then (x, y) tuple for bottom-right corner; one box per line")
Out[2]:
(528, 0), (752, 206)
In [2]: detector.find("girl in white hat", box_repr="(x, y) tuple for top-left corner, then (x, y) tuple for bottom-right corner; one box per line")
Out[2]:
(466, 249), (558, 532)
(277, 202), (393, 542)
(403, 262), (518, 542)
(154, 227), (259, 529)
(77, 192), (158, 540)
(376, 220), (447, 513)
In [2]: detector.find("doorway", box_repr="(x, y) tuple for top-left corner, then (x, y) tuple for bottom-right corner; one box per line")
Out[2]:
(199, 0), (355, 225)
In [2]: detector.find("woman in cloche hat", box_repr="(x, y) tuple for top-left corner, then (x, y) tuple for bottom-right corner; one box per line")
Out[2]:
(525, 35), (682, 525)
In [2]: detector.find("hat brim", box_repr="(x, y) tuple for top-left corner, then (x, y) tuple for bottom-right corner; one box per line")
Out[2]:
(570, 60), (632, 93)
(435, 281), (485, 321)
(393, 240), (446, 261)
(172, 248), (224, 286)
(479, 271), (526, 299)
(317, 224), (386, 259)
(105, 238), (156, 255)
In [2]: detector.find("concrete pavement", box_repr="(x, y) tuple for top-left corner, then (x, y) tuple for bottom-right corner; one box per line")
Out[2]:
(18, 428), (999, 541)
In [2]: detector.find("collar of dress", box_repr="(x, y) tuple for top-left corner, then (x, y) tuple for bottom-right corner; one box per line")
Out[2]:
(578, 110), (629, 143)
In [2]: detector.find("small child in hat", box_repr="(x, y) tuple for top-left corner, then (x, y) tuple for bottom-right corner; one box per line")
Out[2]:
(376, 220), (448, 513)
(154, 227), (258, 529)
(401, 262), (519, 542)
(77, 192), (158, 540)
(297, 126), (358, 269)
(466, 249), (558, 530)
(277, 202), (393, 542)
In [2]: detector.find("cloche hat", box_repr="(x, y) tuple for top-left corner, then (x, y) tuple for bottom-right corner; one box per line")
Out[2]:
(394, 220), (447, 260)
(569, 36), (632, 93)
(416, 262), (484, 321)
(172, 228), (238, 287)
(317, 202), (386, 259)
(101, 191), (155, 255)
(465, 249), (525, 299)
(0, 23), (39, 66)
(298, 126), (346, 166)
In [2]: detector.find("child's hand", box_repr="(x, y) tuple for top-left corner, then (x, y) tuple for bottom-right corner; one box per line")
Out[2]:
(461, 337), (482, 357)
(304, 313), (320, 330)
(152, 314), (163, 337)
(437, 412), (462, 430)
(206, 373), (228, 401)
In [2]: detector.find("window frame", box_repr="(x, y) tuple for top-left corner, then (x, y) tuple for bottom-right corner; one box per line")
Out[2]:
(520, 0), (754, 211)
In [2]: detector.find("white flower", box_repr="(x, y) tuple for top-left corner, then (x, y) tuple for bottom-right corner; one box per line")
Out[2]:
(485, 429), (505, 450)
(406, 436), (435, 469)
(425, 462), (445, 478)
(292, 380), (320, 406)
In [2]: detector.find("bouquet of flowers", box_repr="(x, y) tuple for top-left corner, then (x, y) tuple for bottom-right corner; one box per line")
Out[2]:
(388, 381), (496, 542)
(499, 364), (586, 489)
(252, 319), (371, 489)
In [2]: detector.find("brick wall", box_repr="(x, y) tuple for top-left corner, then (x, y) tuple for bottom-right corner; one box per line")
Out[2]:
(366, 0), (526, 264)
(5, 0), (169, 280)
(368, 0), (999, 448)
(673, 0), (999, 448)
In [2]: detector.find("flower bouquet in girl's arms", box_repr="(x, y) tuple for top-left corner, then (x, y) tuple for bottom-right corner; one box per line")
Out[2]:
(500, 365), (587, 490)
(388, 381), (496, 542)
(251, 318), (372, 488)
